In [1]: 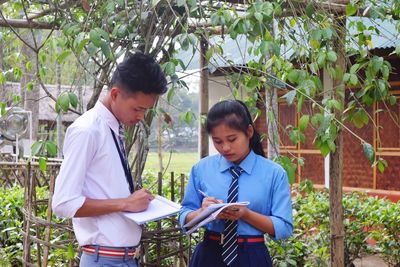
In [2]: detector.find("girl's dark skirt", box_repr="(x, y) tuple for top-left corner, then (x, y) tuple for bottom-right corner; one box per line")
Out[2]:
(189, 234), (272, 267)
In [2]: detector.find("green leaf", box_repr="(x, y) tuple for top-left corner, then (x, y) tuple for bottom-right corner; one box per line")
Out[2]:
(0, 102), (5, 116)
(290, 18), (296, 27)
(163, 62), (176, 76)
(346, 4), (357, 16)
(57, 50), (71, 64)
(289, 129), (299, 145)
(326, 51), (337, 62)
(319, 143), (331, 157)
(259, 41), (270, 57)
(254, 12), (263, 22)
(322, 28), (333, 40)
(343, 73), (350, 83)
(0, 72), (6, 85)
(352, 109), (369, 128)
(167, 87), (174, 103)
(27, 82), (34, 92)
(350, 64), (360, 74)
(13, 67), (22, 80)
(311, 113), (324, 127)
(371, 57), (383, 73)
(389, 95), (397, 105)
(305, 3), (315, 18)
(288, 70), (299, 84)
(76, 38), (89, 55)
(26, 61), (32, 72)
(89, 29), (102, 47)
(317, 53), (326, 67)
(180, 111), (194, 124)
(396, 45), (400, 56)
(68, 93), (79, 109)
(377, 160), (385, 173)
(31, 141), (43, 156)
(376, 158), (387, 173)
(283, 90), (296, 105)
(299, 115), (309, 131)
(350, 74), (358, 86)
(57, 93), (70, 112)
(66, 244), (75, 260)
(362, 142), (375, 164)
(39, 157), (47, 172)
(274, 155), (296, 185)
(45, 141), (58, 157)
(246, 76), (259, 90)
(100, 42), (112, 60)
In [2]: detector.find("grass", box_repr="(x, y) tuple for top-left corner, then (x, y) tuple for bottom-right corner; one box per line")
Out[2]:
(144, 151), (199, 174)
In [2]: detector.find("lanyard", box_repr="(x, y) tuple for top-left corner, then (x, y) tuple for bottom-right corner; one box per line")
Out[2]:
(110, 128), (134, 193)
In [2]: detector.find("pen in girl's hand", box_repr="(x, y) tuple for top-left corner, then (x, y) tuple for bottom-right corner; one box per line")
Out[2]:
(198, 189), (208, 197)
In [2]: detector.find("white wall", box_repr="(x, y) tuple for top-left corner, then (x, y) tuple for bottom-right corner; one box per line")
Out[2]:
(206, 75), (247, 155)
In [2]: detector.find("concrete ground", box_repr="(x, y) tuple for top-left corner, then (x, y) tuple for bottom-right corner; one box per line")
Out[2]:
(353, 255), (388, 267)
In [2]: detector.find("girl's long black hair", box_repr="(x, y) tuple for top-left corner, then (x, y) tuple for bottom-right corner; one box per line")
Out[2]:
(206, 100), (266, 157)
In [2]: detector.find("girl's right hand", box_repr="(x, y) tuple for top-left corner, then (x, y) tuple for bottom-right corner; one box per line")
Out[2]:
(201, 197), (222, 210)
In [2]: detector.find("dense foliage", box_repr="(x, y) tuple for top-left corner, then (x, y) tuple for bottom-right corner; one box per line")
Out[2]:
(267, 181), (400, 267)
(1, 178), (399, 266)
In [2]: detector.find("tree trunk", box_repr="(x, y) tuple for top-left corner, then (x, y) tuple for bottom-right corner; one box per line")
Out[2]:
(329, 16), (346, 267)
(56, 45), (63, 158)
(0, 31), (5, 101)
(21, 30), (40, 140)
(199, 35), (209, 158)
(266, 87), (280, 158)
(157, 104), (164, 173)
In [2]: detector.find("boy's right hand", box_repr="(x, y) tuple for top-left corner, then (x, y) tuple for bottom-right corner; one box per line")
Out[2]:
(124, 188), (154, 212)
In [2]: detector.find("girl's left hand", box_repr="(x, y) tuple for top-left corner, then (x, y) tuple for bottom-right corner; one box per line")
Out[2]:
(217, 206), (248, 221)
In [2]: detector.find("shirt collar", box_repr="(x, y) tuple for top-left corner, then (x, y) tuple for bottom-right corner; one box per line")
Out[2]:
(95, 101), (120, 134)
(218, 150), (256, 175)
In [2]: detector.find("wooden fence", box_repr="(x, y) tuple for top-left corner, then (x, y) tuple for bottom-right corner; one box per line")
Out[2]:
(0, 160), (197, 267)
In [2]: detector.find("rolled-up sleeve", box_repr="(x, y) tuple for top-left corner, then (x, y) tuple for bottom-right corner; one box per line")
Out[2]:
(52, 126), (95, 218)
(179, 165), (202, 230)
(270, 170), (293, 239)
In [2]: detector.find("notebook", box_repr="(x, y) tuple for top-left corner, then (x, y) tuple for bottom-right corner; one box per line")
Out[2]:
(123, 195), (181, 225)
(183, 201), (250, 234)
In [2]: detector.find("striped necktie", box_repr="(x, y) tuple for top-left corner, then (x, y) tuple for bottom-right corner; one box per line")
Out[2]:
(222, 166), (244, 266)
(118, 124), (129, 171)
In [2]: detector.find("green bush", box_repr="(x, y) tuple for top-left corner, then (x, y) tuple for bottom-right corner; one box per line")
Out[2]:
(0, 185), (76, 266)
(0, 184), (25, 266)
(268, 180), (399, 267)
(371, 198), (400, 267)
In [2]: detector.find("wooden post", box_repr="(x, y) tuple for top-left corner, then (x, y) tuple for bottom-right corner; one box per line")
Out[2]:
(171, 171), (175, 202)
(156, 172), (162, 267)
(42, 172), (55, 266)
(199, 34), (209, 158)
(328, 16), (346, 267)
(23, 162), (32, 265)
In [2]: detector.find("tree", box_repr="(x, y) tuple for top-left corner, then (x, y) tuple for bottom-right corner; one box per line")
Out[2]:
(172, 0), (399, 265)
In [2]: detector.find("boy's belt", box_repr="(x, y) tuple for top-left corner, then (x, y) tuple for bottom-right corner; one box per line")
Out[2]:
(82, 245), (136, 258)
(205, 232), (265, 244)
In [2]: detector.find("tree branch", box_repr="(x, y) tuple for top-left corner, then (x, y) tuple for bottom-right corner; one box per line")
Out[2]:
(27, 0), (80, 20)
(0, 18), (56, 29)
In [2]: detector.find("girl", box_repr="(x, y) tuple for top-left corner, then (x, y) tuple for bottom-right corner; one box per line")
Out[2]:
(179, 100), (293, 267)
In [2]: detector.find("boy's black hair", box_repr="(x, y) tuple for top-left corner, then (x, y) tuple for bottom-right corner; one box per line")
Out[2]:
(206, 100), (266, 158)
(110, 52), (167, 95)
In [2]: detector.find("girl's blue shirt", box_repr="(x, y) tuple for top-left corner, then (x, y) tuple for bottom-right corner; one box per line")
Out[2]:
(179, 150), (293, 240)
